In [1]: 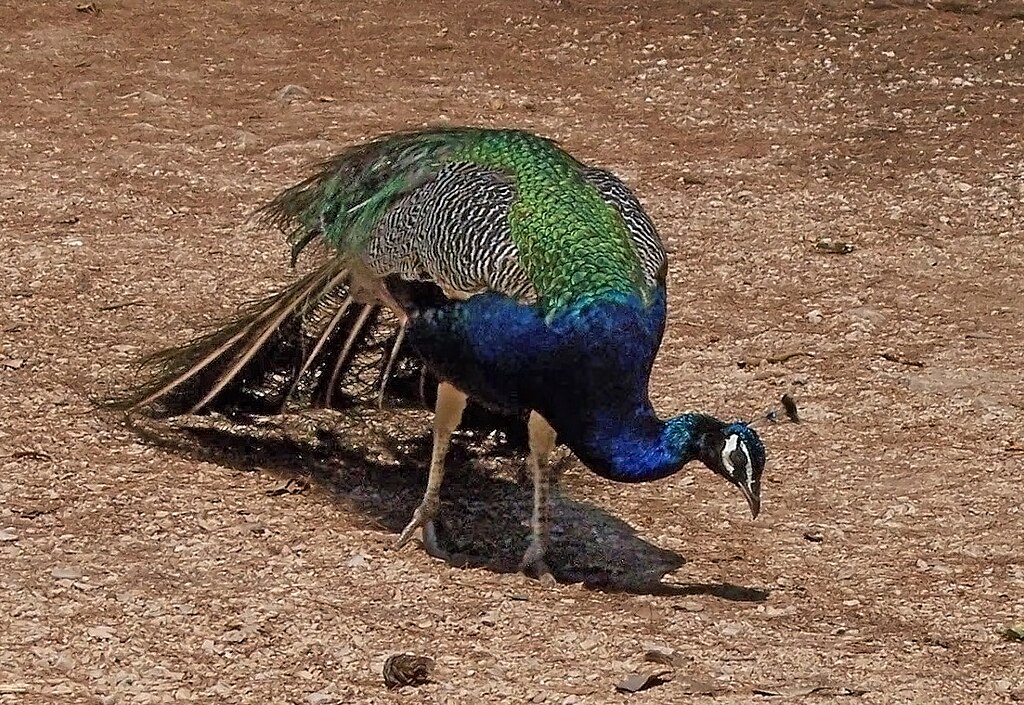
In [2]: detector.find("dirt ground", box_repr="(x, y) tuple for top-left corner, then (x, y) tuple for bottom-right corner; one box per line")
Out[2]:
(1, 0), (1022, 703)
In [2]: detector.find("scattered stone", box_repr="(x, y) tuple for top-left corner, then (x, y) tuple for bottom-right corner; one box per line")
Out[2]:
(644, 645), (686, 668)
(138, 91), (167, 105)
(275, 84), (311, 103)
(220, 629), (246, 643)
(814, 237), (854, 254)
(344, 554), (369, 569)
(51, 566), (83, 581)
(86, 625), (116, 640)
(1001, 623), (1024, 642)
(615, 669), (672, 693)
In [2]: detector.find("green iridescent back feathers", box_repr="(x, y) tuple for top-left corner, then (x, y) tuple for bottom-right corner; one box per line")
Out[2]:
(259, 127), (650, 313)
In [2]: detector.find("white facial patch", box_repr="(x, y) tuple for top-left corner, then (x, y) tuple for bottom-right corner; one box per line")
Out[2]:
(722, 434), (739, 477)
(721, 434), (753, 485)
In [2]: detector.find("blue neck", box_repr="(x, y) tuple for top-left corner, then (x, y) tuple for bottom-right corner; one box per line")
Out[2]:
(559, 406), (722, 483)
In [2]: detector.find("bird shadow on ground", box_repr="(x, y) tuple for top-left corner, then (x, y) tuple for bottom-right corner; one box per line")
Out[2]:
(123, 411), (768, 602)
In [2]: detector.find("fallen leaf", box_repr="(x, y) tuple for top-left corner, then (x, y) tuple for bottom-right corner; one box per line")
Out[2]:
(643, 646), (686, 668)
(383, 654), (434, 688)
(87, 625), (116, 640)
(615, 669), (672, 693)
(814, 237), (854, 254)
(220, 629), (246, 643)
(1001, 624), (1024, 642)
(265, 478), (309, 496)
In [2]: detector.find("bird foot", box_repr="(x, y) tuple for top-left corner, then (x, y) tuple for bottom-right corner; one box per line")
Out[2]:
(519, 540), (556, 585)
(395, 500), (449, 561)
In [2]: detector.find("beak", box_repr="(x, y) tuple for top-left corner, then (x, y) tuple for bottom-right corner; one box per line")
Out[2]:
(740, 485), (760, 519)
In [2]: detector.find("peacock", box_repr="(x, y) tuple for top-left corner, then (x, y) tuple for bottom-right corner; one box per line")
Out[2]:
(110, 127), (766, 580)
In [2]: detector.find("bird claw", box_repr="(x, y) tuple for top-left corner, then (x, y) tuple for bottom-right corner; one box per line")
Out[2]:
(519, 540), (555, 585)
(395, 501), (449, 561)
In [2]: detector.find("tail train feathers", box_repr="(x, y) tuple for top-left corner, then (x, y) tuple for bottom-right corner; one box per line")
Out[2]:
(105, 258), (528, 449)
(104, 259), (419, 417)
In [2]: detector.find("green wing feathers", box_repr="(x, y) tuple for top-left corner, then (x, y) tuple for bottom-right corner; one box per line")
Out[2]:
(457, 131), (648, 309)
(259, 127), (495, 265)
(257, 127), (649, 310)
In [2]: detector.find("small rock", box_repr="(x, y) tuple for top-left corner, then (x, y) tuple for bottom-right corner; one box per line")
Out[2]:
(720, 623), (742, 637)
(0, 528), (17, 542)
(220, 629), (246, 644)
(54, 652), (75, 673)
(480, 610), (499, 626)
(615, 670), (672, 693)
(275, 84), (310, 103)
(235, 130), (261, 152)
(51, 566), (83, 581)
(86, 625), (116, 640)
(138, 90), (167, 105)
(814, 237), (854, 254)
(344, 554), (368, 569)
(644, 645), (686, 667)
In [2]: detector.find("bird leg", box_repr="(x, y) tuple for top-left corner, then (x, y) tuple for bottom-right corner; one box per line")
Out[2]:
(519, 411), (558, 583)
(395, 381), (467, 560)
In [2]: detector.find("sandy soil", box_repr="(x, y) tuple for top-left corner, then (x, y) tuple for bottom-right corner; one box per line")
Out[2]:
(1, 1), (1022, 703)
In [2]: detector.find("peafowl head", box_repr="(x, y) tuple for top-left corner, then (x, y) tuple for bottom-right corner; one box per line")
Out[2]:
(695, 420), (765, 518)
